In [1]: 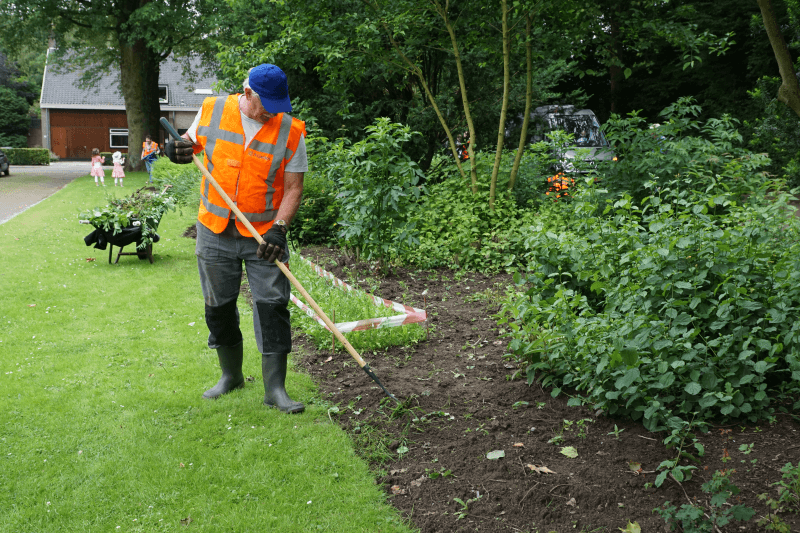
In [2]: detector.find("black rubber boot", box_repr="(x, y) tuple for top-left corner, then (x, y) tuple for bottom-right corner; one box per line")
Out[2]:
(262, 353), (305, 414)
(202, 342), (245, 399)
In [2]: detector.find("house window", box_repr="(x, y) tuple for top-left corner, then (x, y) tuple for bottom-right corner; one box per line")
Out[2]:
(110, 129), (128, 148)
(159, 85), (169, 103)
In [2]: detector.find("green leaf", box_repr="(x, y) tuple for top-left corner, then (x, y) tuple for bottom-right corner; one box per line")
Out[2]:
(619, 521), (641, 533)
(684, 382), (702, 395)
(486, 450), (505, 460)
(699, 395), (718, 408)
(560, 446), (578, 458)
(753, 361), (768, 374)
(623, 67), (632, 79)
(615, 368), (640, 390)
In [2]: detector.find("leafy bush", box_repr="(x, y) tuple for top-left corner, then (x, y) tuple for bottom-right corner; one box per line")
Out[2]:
(292, 135), (340, 245)
(328, 118), (426, 267)
(151, 157), (201, 215)
(742, 76), (800, 189)
(655, 469), (755, 532)
(601, 97), (753, 202)
(499, 167), (800, 430)
(100, 152), (127, 166)
(403, 148), (575, 272)
(3, 147), (49, 165)
(0, 86), (29, 148)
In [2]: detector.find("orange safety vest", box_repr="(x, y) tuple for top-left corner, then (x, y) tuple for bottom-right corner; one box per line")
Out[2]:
(142, 142), (159, 157)
(193, 94), (306, 237)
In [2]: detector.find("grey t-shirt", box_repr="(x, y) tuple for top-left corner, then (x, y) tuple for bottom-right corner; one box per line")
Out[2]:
(186, 98), (308, 173)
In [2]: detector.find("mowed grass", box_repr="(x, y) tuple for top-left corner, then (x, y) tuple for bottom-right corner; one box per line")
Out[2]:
(0, 171), (414, 532)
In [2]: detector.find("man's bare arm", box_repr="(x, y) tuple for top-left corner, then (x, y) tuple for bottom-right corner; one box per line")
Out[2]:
(274, 171), (304, 225)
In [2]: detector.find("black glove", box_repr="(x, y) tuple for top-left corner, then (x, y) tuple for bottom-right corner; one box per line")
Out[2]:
(164, 139), (194, 164)
(257, 224), (287, 262)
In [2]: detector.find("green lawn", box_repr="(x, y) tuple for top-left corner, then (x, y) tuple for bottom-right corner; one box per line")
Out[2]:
(0, 171), (414, 532)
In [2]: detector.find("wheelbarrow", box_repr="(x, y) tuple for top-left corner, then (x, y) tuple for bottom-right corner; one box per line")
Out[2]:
(81, 186), (167, 264)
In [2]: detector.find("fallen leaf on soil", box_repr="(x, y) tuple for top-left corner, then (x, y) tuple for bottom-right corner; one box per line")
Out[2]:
(628, 461), (643, 474)
(596, 451), (609, 456)
(527, 464), (556, 474)
(486, 450), (505, 460)
(390, 485), (406, 495)
(324, 356), (333, 363)
(560, 446), (578, 458)
(619, 521), (641, 533)
(566, 497), (577, 507)
(410, 476), (426, 487)
(389, 468), (407, 475)
(513, 442), (524, 447)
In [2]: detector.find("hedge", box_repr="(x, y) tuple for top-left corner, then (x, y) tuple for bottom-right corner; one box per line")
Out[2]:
(3, 148), (50, 165)
(101, 151), (128, 166)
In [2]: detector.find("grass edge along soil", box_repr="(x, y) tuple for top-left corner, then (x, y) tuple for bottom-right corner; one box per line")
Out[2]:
(292, 245), (800, 533)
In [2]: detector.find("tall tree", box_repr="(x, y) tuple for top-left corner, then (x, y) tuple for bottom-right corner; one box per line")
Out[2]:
(757, 0), (800, 119)
(216, 0), (575, 208)
(0, 0), (223, 169)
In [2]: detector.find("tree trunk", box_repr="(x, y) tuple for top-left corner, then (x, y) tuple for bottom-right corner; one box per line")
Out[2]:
(757, 0), (800, 119)
(119, 38), (162, 172)
(489, 0), (511, 210)
(436, 0), (478, 193)
(508, 14), (534, 194)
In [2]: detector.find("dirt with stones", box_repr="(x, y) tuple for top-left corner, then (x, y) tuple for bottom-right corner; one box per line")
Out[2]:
(183, 226), (800, 532)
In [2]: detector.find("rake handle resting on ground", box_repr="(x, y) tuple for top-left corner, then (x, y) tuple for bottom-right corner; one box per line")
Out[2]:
(159, 118), (399, 404)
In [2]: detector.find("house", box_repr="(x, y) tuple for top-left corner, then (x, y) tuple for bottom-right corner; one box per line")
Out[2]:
(39, 50), (226, 160)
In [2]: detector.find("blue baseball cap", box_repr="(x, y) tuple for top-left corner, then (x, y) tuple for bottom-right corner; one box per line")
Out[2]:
(248, 64), (292, 113)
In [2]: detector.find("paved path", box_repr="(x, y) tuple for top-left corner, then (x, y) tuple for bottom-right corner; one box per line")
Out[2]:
(0, 162), (88, 224)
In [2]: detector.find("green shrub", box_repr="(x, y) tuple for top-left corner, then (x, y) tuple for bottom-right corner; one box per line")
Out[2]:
(292, 135), (340, 245)
(601, 97), (751, 202)
(655, 469), (755, 532)
(499, 164), (800, 430)
(151, 157), (202, 215)
(100, 152), (127, 166)
(403, 150), (573, 272)
(328, 118), (426, 268)
(0, 86), (29, 148)
(743, 76), (800, 189)
(3, 147), (49, 165)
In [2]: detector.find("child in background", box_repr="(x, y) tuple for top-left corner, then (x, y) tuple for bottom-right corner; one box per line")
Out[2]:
(90, 148), (105, 186)
(112, 151), (125, 187)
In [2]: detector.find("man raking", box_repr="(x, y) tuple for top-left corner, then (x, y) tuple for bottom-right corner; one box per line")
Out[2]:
(165, 64), (308, 414)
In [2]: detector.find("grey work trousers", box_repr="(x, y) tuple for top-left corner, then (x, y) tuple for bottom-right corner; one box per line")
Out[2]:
(196, 220), (291, 354)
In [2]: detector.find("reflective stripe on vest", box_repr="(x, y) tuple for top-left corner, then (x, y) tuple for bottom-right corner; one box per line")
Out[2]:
(195, 94), (305, 236)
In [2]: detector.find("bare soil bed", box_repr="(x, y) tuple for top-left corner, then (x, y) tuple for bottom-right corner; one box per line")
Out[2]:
(183, 226), (800, 532)
(295, 246), (800, 533)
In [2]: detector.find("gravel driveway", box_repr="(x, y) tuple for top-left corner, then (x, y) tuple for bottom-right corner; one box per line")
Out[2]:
(0, 162), (88, 224)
